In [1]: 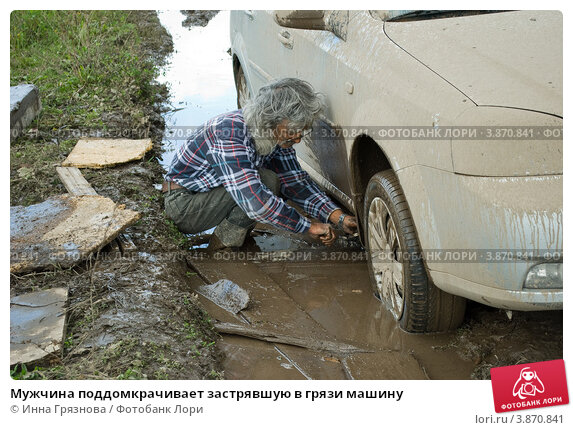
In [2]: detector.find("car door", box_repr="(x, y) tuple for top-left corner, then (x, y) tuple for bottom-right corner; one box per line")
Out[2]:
(231, 11), (283, 94)
(267, 10), (361, 210)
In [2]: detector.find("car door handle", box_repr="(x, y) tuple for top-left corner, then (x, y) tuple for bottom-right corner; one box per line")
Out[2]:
(277, 30), (293, 49)
(243, 10), (254, 20)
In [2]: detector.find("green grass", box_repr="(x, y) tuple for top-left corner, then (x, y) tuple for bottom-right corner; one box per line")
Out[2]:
(10, 11), (172, 206)
(10, 364), (46, 380)
(11, 11), (162, 130)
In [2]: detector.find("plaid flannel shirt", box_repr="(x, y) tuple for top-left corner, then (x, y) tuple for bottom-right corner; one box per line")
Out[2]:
(164, 110), (339, 233)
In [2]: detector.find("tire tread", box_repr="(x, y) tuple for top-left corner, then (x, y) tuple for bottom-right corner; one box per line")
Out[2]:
(364, 170), (466, 332)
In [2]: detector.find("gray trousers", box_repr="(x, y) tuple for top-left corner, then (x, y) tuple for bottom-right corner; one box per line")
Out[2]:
(164, 169), (281, 247)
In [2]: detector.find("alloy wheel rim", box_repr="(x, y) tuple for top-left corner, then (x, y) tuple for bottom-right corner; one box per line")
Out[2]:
(367, 197), (405, 319)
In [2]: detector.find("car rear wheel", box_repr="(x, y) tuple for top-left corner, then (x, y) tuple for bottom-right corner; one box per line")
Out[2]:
(364, 170), (466, 332)
(234, 66), (250, 109)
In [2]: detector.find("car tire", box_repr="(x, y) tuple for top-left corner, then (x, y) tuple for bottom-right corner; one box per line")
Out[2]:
(364, 170), (466, 332)
(234, 66), (250, 109)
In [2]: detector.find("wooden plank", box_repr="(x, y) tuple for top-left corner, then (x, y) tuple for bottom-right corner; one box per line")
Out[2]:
(56, 166), (98, 196)
(11, 195), (141, 273)
(117, 233), (137, 253)
(56, 166), (137, 252)
(214, 322), (371, 354)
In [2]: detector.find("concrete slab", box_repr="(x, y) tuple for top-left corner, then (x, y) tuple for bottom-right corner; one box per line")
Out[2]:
(10, 194), (141, 273)
(61, 138), (153, 168)
(10, 84), (41, 142)
(10, 288), (68, 366)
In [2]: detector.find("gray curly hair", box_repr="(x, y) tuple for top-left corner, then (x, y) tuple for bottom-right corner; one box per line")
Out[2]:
(242, 78), (325, 154)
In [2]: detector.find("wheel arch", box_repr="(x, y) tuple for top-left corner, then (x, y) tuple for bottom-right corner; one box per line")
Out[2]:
(232, 54), (242, 79)
(349, 134), (393, 241)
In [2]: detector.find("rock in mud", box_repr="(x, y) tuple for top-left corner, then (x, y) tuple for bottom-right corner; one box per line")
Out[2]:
(180, 10), (219, 28)
(196, 279), (250, 314)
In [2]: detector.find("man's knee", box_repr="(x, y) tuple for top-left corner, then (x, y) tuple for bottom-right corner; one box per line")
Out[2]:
(259, 168), (281, 195)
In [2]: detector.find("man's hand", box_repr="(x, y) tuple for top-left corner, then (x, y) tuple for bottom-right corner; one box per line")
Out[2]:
(329, 209), (358, 235)
(309, 222), (337, 246)
(341, 215), (358, 235)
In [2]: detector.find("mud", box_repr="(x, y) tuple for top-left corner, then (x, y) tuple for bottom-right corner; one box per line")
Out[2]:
(10, 159), (224, 379)
(180, 10), (220, 28)
(64, 253), (221, 379)
(188, 226), (562, 380)
(443, 303), (563, 379)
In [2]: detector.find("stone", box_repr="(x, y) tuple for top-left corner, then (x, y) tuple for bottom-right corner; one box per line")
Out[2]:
(10, 84), (41, 142)
(196, 279), (250, 314)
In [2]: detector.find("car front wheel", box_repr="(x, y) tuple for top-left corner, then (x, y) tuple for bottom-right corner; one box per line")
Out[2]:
(364, 170), (466, 333)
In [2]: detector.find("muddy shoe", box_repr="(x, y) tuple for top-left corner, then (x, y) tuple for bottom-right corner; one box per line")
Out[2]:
(207, 234), (227, 252)
(206, 234), (236, 257)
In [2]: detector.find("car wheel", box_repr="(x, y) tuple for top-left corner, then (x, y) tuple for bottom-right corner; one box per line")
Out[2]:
(234, 66), (250, 109)
(364, 170), (466, 332)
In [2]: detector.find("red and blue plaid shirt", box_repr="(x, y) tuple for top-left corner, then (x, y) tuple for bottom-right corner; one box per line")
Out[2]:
(164, 110), (339, 233)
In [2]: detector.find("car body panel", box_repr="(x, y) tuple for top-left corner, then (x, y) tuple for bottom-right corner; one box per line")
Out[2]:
(383, 10), (563, 117)
(398, 165), (562, 286)
(230, 10), (563, 311)
(429, 271), (562, 311)
(450, 107), (562, 176)
(231, 10), (472, 175)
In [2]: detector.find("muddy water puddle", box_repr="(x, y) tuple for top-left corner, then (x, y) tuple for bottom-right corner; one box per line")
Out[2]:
(186, 226), (477, 380)
(198, 229), (561, 379)
(256, 260), (475, 379)
(157, 10), (236, 170)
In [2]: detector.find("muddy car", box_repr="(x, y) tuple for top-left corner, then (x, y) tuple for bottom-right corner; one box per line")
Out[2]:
(229, 10), (563, 332)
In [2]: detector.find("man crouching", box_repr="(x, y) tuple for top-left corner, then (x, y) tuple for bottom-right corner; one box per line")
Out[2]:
(163, 78), (357, 251)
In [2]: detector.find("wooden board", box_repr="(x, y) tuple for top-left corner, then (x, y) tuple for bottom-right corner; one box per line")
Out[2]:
(56, 166), (98, 195)
(10, 194), (141, 273)
(61, 138), (153, 168)
(56, 166), (137, 252)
